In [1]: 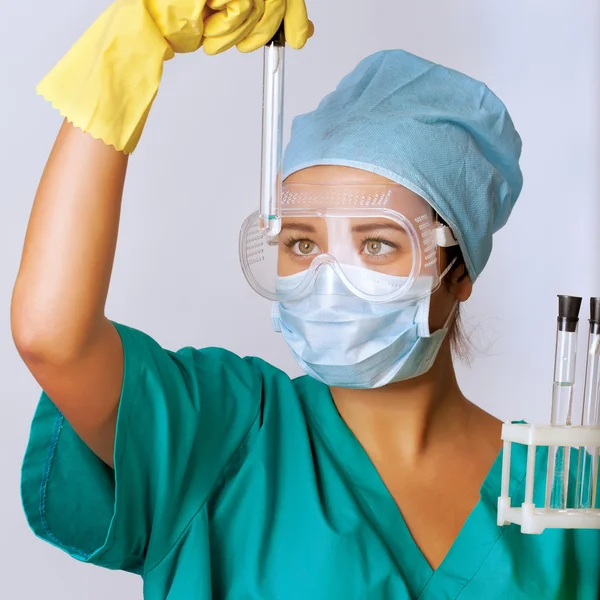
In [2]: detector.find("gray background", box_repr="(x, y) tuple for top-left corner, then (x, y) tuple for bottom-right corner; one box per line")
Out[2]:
(2, 0), (599, 598)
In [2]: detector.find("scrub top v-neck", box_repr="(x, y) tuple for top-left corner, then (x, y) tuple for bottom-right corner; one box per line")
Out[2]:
(302, 374), (512, 599)
(21, 323), (600, 599)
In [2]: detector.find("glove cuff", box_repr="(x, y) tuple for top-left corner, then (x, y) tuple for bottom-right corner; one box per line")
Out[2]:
(37, 1), (174, 153)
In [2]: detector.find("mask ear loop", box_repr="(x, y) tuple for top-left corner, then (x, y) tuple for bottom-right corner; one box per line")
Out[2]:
(438, 256), (457, 280)
(434, 221), (460, 330)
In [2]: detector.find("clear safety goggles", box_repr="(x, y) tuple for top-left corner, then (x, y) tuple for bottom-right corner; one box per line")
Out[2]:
(239, 183), (457, 303)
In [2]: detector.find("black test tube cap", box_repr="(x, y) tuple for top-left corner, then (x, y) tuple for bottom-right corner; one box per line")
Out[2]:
(591, 298), (600, 324)
(590, 297), (600, 334)
(267, 23), (286, 46)
(557, 295), (583, 332)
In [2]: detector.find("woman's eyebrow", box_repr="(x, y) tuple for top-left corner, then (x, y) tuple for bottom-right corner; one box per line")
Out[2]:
(351, 222), (407, 234)
(280, 222), (317, 233)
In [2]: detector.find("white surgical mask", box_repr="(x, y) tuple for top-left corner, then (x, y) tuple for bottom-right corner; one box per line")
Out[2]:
(272, 264), (455, 389)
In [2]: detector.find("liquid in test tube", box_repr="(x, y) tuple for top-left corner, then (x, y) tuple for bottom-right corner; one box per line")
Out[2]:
(575, 298), (600, 509)
(546, 295), (582, 510)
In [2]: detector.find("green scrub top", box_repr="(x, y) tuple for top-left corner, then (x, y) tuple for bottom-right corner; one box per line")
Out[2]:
(21, 323), (600, 599)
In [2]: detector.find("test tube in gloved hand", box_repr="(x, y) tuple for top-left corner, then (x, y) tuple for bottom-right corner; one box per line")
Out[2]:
(259, 25), (285, 238)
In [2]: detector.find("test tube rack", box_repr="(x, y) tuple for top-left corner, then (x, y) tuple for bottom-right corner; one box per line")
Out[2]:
(498, 422), (600, 533)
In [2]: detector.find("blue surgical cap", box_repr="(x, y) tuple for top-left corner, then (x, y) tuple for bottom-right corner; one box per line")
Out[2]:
(282, 49), (523, 281)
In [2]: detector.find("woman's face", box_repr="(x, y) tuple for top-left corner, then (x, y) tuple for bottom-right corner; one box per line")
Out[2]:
(281, 166), (472, 332)
(279, 166), (428, 278)
(277, 215), (415, 278)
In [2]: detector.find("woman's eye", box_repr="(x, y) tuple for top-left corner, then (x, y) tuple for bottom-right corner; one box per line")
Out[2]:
(363, 240), (395, 256)
(293, 240), (320, 255)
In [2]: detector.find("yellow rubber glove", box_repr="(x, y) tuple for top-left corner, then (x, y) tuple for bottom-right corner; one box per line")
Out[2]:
(37, 0), (313, 154)
(203, 0), (314, 55)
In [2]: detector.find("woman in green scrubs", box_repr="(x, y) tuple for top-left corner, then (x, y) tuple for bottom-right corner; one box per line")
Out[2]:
(13, 7), (600, 600)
